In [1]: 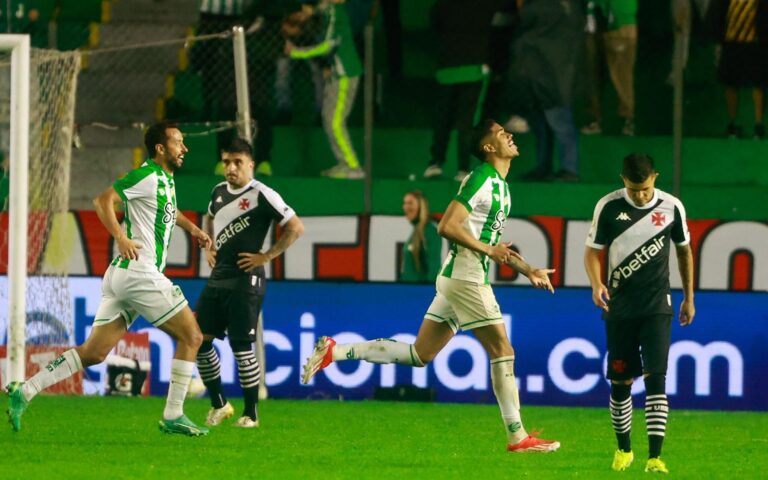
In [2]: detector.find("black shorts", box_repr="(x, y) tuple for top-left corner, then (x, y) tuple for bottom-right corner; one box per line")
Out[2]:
(605, 314), (671, 381)
(196, 280), (265, 343)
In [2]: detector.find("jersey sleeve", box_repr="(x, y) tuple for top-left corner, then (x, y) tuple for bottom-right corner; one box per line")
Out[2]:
(586, 198), (610, 249)
(671, 198), (691, 246)
(112, 168), (154, 203)
(454, 172), (487, 213)
(259, 186), (296, 226)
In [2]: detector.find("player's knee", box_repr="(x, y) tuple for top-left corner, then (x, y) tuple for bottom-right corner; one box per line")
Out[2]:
(412, 346), (429, 367)
(229, 340), (253, 354)
(183, 327), (203, 350)
(76, 346), (109, 367)
(644, 373), (666, 393)
(482, 339), (513, 359)
(198, 340), (215, 356)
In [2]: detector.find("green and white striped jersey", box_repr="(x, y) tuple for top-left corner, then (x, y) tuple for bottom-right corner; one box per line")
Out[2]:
(440, 162), (511, 284)
(111, 159), (178, 273)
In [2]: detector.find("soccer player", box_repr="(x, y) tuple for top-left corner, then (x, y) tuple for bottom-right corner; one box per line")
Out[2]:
(584, 153), (695, 473)
(302, 119), (561, 453)
(196, 138), (304, 428)
(5, 122), (213, 436)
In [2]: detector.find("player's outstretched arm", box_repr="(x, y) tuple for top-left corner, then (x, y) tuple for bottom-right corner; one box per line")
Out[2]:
(237, 215), (305, 272)
(675, 243), (695, 326)
(176, 210), (212, 250)
(584, 246), (609, 311)
(93, 186), (142, 260)
(502, 250), (555, 293)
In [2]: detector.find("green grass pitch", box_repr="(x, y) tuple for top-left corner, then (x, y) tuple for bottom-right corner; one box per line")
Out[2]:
(1, 396), (765, 479)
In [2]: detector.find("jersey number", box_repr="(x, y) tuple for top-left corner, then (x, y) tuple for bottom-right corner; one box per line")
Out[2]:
(162, 202), (176, 224)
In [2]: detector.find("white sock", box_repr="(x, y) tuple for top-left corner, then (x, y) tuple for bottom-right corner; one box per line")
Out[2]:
(22, 349), (83, 401)
(490, 355), (528, 444)
(332, 339), (424, 366)
(163, 359), (194, 420)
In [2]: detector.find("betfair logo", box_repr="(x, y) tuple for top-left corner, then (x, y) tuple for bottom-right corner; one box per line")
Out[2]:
(614, 237), (666, 282)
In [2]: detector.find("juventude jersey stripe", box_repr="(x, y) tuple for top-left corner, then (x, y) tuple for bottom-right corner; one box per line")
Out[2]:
(154, 177), (170, 270)
(478, 181), (501, 277)
(118, 204), (134, 269)
(442, 242), (458, 277)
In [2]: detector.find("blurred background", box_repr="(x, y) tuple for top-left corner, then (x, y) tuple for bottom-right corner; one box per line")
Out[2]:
(0, 0), (764, 216)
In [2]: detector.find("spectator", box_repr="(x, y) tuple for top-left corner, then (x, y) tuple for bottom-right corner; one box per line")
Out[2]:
(400, 190), (443, 283)
(286, 0), (364, 179)
(581, 0), (638, 136)
(708, 0), (768, 139)
(423, 0), (505, 182)
(514, 0), (583, 182)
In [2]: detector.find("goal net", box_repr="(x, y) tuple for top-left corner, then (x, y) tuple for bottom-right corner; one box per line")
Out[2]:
(0, 44), (80, 391)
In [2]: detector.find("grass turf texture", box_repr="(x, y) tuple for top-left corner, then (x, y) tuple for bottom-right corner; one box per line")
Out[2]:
(1, 396), (765, 479)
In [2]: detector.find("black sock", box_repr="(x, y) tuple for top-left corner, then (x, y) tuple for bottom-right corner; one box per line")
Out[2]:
(645, 374), (668, 458)
(610, 383), (633, 452)
(196, 341), (226, 409)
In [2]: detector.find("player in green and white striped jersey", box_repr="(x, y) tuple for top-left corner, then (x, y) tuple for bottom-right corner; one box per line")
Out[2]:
(302, 120), (561, 452)
(6, 123), (213, 436)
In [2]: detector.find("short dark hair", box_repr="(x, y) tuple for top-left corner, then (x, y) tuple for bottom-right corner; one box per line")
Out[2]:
(221, 137), (253, 159)
(470, 119), (497, 160)
(144, 122), (178, 158)
(622, 153), (656, 183)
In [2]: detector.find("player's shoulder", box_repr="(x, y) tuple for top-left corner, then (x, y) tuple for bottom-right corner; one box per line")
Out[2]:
(252, 179), (286, 199)
(116, 162), (157, 186)
(459, 163), (494, 191)
(656, 189), (686, 211)
(210, 180), (229, 195)
(593, 189), (625, 212)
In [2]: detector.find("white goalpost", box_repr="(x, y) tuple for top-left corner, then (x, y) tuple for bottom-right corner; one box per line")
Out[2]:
(1, 35), (80, 388)
(1, 34), (30, 384)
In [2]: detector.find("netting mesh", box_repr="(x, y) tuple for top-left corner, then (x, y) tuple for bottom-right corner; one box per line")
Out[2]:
(0, 48), (80, 356)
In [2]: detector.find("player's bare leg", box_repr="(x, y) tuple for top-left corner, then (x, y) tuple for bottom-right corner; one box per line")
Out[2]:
(473, 323), (560, 453)
(157, 307), (207, 436)
(302, 318), (454, 384)
(6, 318), (126, 432)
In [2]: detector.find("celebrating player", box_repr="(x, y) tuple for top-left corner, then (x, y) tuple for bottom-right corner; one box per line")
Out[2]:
(195, 138), (304, 428)
(6, 122), (212, 436)
(302, 120), (560, 453)
(584, 153), (695, 473)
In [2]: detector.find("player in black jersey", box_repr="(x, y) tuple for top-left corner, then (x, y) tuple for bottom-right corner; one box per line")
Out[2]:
(195, 138), (304, 428)
(584, 153), (695, 474)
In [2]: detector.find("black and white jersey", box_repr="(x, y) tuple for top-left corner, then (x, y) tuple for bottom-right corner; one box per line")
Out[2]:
(586, 188), (690, 321)
(207, 179), (295, 288)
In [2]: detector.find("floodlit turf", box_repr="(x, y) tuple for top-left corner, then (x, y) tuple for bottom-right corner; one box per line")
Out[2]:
(1, 396), (765, 479)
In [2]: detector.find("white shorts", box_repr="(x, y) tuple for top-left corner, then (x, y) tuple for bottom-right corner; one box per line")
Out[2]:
(424, 276), (503, 333)
(93, 266), (188, 329)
